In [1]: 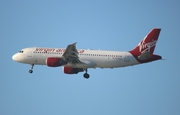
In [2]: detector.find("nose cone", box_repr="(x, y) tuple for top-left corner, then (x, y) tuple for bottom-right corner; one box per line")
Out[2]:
(12, 53), (25, 63)
(12, 54), (18, 61)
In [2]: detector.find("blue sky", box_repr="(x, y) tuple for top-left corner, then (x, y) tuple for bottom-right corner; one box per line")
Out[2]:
(1, 0), (180, 115)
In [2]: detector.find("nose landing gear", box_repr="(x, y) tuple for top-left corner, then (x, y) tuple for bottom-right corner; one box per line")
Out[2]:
(29, 64), (34, 73)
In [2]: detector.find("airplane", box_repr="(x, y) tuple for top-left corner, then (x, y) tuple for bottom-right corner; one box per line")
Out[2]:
(12, 28), (162, 79)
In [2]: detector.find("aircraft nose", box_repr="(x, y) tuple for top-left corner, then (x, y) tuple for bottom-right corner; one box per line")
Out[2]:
(12, 54), (18, 61)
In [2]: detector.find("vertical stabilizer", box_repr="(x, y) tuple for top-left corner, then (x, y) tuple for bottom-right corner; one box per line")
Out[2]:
(130, 28), (161, 57)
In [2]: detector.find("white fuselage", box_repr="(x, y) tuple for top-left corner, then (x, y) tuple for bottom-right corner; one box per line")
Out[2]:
(11, 28), (162, 78)
(12, 47), (139, 68)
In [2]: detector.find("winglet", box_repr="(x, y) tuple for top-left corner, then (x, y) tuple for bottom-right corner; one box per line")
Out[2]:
(72, 42), (77, 46)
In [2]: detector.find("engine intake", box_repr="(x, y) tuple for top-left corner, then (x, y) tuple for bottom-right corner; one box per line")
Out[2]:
(46, 57), (67, 67)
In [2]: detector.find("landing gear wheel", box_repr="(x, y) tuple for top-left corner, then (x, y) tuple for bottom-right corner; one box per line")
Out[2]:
(29, 64), (34, 74)
(83, 68), (90, 79)
(83, 73), (90, 79)
(29, 70), (33, 73)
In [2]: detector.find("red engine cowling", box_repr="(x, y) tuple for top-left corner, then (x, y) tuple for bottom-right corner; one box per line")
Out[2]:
(63, 66), (84, 74)
(46, 57), (67, 67)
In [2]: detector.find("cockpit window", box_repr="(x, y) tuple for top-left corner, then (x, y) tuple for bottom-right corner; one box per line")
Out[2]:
(19, 51), (24, 53)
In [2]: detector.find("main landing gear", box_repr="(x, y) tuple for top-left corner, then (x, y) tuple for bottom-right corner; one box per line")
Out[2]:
(83, 68), (90, 79)
(29, 64), (34, 73)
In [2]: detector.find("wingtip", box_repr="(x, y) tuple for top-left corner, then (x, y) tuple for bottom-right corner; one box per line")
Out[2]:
(72, 42), (77, 46)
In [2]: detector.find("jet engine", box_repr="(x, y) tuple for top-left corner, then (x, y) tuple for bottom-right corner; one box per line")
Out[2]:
(63, 66), (84, 74)
(46, 57), (67, 67)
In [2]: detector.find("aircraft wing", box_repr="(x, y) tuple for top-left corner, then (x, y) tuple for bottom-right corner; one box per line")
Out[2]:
(62, 43), (96, 68)
(62, 43), (81, 63)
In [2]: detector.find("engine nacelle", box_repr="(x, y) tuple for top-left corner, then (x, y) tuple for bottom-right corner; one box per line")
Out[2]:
(46, 57), (67, 67)
(63, 66), (84, 74)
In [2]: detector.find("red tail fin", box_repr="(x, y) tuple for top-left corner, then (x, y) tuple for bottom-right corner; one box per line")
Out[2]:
(130, 28), (161, 56)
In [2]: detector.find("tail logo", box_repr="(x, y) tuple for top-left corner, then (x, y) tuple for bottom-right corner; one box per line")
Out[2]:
(138, 37), (157, 53)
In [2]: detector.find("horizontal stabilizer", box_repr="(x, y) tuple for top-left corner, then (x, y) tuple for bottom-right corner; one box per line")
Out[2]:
(138, 51), (152, 60)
